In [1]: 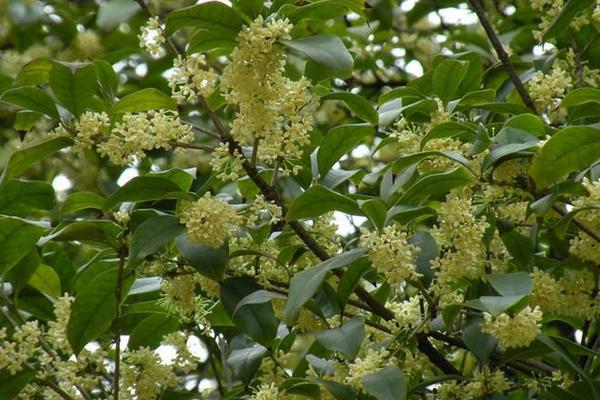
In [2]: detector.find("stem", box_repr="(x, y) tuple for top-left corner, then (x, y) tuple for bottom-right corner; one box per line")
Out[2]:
(113, 246), (126, 400)
(468, 0), (537, 112)
(552, 205), (600, 244)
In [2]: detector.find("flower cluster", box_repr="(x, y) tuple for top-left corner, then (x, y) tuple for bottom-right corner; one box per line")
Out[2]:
(529, 65), (573, 112)
(360, 225), (420, 287)
(220, 16), (316, 169)
(179, 192), (242, 248)
(569, 179), (600, 264)
(121, 347), (178, 400)
(386, 295), (425, 330)
(482, 306), (543, 349)
(168, 53), (219, 103)
(345, 348), (395, 389)
(139, 16), (165, 57)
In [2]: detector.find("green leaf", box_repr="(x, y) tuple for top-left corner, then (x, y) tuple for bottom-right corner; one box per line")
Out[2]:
(317, 124), (375, 176)
(0, 86), (59, 119)
(62, 191), (105, 214)
(13, 111), (42, 131)
(286, 185), (361, 220)
(390, 151), (473, 175)
(399, 167), (474, 205)
(420, 121), (476, 148)
(188, 27), (237, 54)
(67, 267), (121, 354)
(232, 0), (263, 18)
(322, 92), (378, 125)
(361, 366), (407, 400)
(15, 57), (53, 86)
(49, 62), (96, 117)
(149, 168), (196, 191)
(466, 295), (527, 316)
(280, 35), (353, 79)
(129, 215), (184, 267)
(165, 1), (243, 36)
(377, 98), (403, 127)
(488, 272), (533, 297)
(315, 317), (365, 358)
(128, 314), (180, 349)
(28, 263), (61, 298)
(432, 59), (468, 103)
(1, 136), (73, 182)
(176, 233), (229, 281)
(227, 345), (267, 384)
(544, 0), (595, 39)
(94, 59), (119, 100)
(220, 277), (279, 345)
(104, 176), (185, 210)
(0, 180), (55, 216)
(529, 127), (600, 189)
(96, 0), (141, 30)
(280, 0), (365, 23)
(318, 380), (356, 400)
(561, 88), (600, 107)
(462, 320), (497, 362)
(233, 290), (286, 316)
(0, 369), (34, 399)
(42, 220), (120, 246)
(482, 127), (538, 170)
(284, 248), (365, 323)
(112, 88), (176, 114)
(0, 216), (44, 274)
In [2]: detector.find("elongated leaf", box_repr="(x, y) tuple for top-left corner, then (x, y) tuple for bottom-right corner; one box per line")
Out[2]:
(462, 320), (497, 362)
(281, 0), (365, 23)
(284, 248), (365, 322)
(280, 35), (353, 78)
(62, 191), (105, 214)
(544, 0), (595, 39)
(0, 369), (34, 399)
(128, 314), (180, 349)
(104, 176), (185, 210)
(315, 317), (365, 358)
(322, 92), (378, 125)
(488, 272), (533, 297)
(165, 1), (243, 35)
(0, 216), (44, 274)
(1, 136), (73, 182)
(112, 88), (176, 114)
(361, 366), (407, 400)
(176, 233), (229, 281)
(129, 215), (184, 267)
(561, 88), (600, 108)
(432, 59), (468, 103)
(49, 62), (96, 116)
(529, 127), (600, 189)
(28, 264), (61, 298)
(0, 180), (55, 216)
(421, 121), (476, 148)
(317, 124), (375, 176)
(227, 345), (267, 384)
(399, 167), (474, 205)
(233, 290), (286, 316)
(0, 86), (58, 119)
(286, 185), (361, 220)
(390, 151), (473, 174)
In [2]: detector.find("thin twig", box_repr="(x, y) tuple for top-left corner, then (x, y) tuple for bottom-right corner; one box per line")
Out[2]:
(113, 246), (127, 400)
(468, 0), (537, 112)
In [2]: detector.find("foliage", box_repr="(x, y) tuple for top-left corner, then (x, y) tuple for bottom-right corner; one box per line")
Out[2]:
(1, 0), (600, 399)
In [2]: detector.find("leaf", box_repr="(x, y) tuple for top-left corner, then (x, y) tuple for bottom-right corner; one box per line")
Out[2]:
(1, 136), (73, 182)
(15, 57), (53, 85)
(561, 88), (600, 107)
(284, 248), (365, 323)
(62, 191), (105, 214)
(176, 233), (229, 281)
(227, 345), (267, 384)
(544, 0), (595, 39)
(232, 0), (263, 18)
(390, 151), (473, 174)
(432, 59), (468, 103)
(466, 295), (527, 316)
(0, 180), (55, 216)
(0, 216), (44, 274)
(0, 86), (59, 119)
(129, 215), (184, 267)
(315, 317), (365, 358)
(0, 369), (34, 399)
(67, 267), (121, 354)
(488, 272), (533, 297)
(378, 98), (403, 127)
(322, 92), (378, 125)
(28, 264), (61, 298)
(530, 127), (600, 189)
(281, 0), (365, 23)
(317, 124), (375, 176)
(420, 121), (476, 148)
(462, 320), (497, 362)
(96, 0), (141, 30)
(165, 1), (243, 36)
(104, 176), (185, 210)
(128, 314), (180, 349)
(280, 35), (353, 78)
(361, 366), (407, 400)
(112, 88), (176, 114)
(286, 185), (361, 220)
(42, 220), (120, 247)
(49, 62), (97, 117)
(94, 59), (118, 100)
(188, 27), (237, 54)
(220, 277), (279, 345)
(399, 167), (475, 205)
(233, 290), (286, 316)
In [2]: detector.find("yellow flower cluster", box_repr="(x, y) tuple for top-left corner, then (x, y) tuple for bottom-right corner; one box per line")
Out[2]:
(121, 347), (178, 400)
(47, 295), (73, 354)
(0, 321), (41, 374)
(252, 383), (280, 400)
(98, 109), (194, 165)
(531, 267), (597, 319)
(431, 368), (509, 399)
(569, 179), (600, 264)
(209, 142), (245, 182)
(0, 44), (50, 77)
(220, 16), (316, 168)
(139, 16), (165, 57)
(528, 66), (573, 112)
(70, 30), (103, 60)
(432, 188), (488, 286)
(246, 194), (283, 226)
(530, 0), (598, 41)
(360, 225), (420, 287)
(345, 348), (394, 390)
(168, 53), (219, 103)
(482, 306), (543, 349)
(179, 193), (241, 248)
(386, 295), (425, 330)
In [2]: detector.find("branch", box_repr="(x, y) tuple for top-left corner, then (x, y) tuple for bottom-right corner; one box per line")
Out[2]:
(552, 205), (600, 244)
(113, 246), (127, 400)
(468, 0), (537, 112)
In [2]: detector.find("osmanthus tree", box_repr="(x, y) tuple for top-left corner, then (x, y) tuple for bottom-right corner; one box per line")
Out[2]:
(2, 0), (600, 398)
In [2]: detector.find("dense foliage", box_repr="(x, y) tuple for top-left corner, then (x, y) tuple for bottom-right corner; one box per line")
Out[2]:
(1, 0), (600, 399)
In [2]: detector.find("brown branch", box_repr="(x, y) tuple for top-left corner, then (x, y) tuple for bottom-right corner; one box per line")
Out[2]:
(468, 0), (537, 112)
(552, 205), (600, 244)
